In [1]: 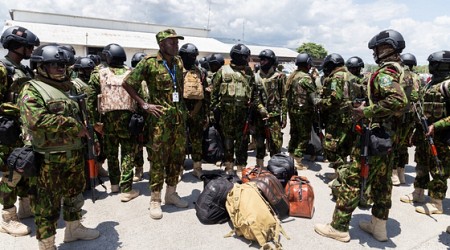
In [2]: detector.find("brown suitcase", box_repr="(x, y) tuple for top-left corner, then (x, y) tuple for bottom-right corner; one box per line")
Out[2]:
(285, 175), (314, 218)
(251, 174), (290, 220)
(241, 165), (271, 183)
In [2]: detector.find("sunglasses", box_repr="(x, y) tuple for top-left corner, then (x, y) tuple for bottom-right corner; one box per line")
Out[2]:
(47, 62), (67, 69)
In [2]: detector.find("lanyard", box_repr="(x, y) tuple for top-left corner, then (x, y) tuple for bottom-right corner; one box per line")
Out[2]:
(163, 60), (177, 90)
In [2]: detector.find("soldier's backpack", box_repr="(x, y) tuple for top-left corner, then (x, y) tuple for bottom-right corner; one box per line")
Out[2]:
(202, 124), (224, 163)
(97, 67), (135, 114)
(267, 153), (297, 187)
(195, 174), (239, 224)
(225, 182), (289, 250)
(183, 70), (204, 100)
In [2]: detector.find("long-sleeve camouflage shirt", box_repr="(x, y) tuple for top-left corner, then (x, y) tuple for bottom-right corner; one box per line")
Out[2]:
(285, 69), (316, 113)
(254, 67), (287, 120)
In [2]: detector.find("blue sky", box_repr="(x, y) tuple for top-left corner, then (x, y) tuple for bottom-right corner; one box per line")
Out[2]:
(1, 0), (450, 65)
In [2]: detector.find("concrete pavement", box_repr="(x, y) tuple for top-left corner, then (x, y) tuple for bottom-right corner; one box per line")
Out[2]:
(1, 127), (449, 250)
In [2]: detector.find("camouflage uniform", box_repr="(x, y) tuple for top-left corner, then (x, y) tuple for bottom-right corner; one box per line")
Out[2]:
(210, 63), (264, 167)
(18, 78), (85, 240)
(286, 69), (316, 158)
(331, 61), (407, 232)
(0, 56), (32, 211)
(413, 75), (450, 199)
(183, 65), (209, 162)
(88, 66), (136, 192)
(253, 67), (287, 158)
(124, 52), (186, 192)
(319, 66), (357, 168)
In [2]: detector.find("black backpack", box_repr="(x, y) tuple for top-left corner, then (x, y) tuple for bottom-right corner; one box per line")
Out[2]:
(267, 153), (297, 187)
(195, 174), (240, 224)
(0, 115), (21, 146)
(202, 124), (224, 163)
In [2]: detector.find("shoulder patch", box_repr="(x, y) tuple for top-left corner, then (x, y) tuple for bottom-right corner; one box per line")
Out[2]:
(379, 74), (393, 87)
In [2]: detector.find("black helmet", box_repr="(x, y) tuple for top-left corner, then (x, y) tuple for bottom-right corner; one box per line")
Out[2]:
(345, 56), (364, 68)
(198, 56), (210, 70)
(1, 26), (40, 50)
(322, 53), (344, 76)
(30, 45), (72, 65)
(427, 50), (450, 75)
(60, 45), (77, 65)
(102, 43), (126, 67)
(179, 43), (199, 57)
(401, 53), (417, 67)
(87, 54), (101, 65)
(368, 29), (405, 53)
(230, 43), (250, 66)
(295, 53), (312, 66)
(131, 52), (147, 67)
(73, 57), (96, 70)
(258, 49), (276, 62)
(208, 53), (225, 66)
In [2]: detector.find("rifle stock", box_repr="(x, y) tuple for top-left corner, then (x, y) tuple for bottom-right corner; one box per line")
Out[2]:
(355, 123), (370, 202)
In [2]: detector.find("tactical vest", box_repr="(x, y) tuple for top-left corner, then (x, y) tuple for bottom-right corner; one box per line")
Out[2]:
(1, 58), (33, 103)
(72, 78), (90, 95)
(219, 65), (251, 104)
(183, 68), (204, 100)
(98, 67), (135, 114)
(27, 80), (83, 154)
(255, 71), (282, 112)
(423, 79), (450, 122)
(286, 70), (311, 107)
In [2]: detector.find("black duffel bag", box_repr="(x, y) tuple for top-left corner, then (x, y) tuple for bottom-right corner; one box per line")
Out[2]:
(267, 153), (297, 187)
(0, 115), (21, 145)
(6, 145), (37, 181)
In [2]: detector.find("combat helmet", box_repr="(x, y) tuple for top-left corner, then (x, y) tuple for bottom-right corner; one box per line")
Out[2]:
(131, 52), (147, 67)
(427, 50), (450, 75)
(208, 53), (225, 66)
(295, 53), (312, 67)
(346, 56), (364, 68)
(230, 43), (250, 66)
(321, 53), (344, 76)
(31, 44), (72, 81)
(102, 43), (126, 67)
(1, 26), (40, 50)
(401, 53), (417, 67)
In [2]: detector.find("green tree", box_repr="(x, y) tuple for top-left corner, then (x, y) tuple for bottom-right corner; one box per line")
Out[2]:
(297, 42), (328, 59)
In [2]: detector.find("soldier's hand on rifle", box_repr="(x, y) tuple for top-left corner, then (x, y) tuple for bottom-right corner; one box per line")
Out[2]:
(352, 101), (366, 121)
(94, 141), (101, 155)
(426, 124), (435, 137)
(94, 122), (104, 136)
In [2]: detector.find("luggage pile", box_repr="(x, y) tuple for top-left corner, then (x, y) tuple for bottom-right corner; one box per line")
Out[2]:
(194, 153), (315, 249)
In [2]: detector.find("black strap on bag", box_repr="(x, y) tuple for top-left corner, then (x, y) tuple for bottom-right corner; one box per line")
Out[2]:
(6, 146), (37, 181)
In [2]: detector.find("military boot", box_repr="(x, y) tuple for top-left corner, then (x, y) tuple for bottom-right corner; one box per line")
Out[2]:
(133, 166), (143, 182)
(294, 156), (307, 170)
(110, 184), (119, 193)
(63, 220), (100, 242)
(415, 198), (443, 215)
(120, 189), (140, 202)
(397, 167), (405, 184)
(236, 165), (245, 179)
(0, 206), (31, 236)
(359, 215), (388, 242)
(223, 161), (234, 175)
(38, 235), (56, 250)
(149, 191), (162, 220)
(391, 169), (400, 186)
(164, 185), (188, 208)
(192, 161), (203, 179)
(400, 188), (425, 203)
(256, 158), (264, 167)
(314, 223), (350, 242)
(18, 197), (33, 219)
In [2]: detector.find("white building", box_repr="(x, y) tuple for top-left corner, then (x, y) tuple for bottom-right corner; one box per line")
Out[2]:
(1, 9), (298, 67)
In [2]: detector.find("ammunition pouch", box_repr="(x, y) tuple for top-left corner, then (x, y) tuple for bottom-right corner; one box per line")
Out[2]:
(0, 115), (21, 146)
(7, 145), (38, 181)
(128, 113), (145, 138)
(369, 127), (392, 156)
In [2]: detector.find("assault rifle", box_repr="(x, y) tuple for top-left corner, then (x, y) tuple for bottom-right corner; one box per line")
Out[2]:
(354, 122), (370, 203)
(413, 102), (444, 176)
(70, 93), (100, 203)
(264, 119), (271, 149)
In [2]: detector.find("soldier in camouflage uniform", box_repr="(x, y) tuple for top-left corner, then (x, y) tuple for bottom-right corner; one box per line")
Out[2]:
(210, 43), (266, 177)
(390, 53), (421, 186)
(19, 44), (99, 250)
(88, 43), (140, 202)
(400, 50), (450, 215)
(123, 29), (189, 220)
(179, 43), (209, 178)
(315, 29), (408, 242)
(346, 56), (368, 98)
(206, 53), (225, 93)
(0, 26), (40, 237)
(317, 53), (357, 171)
(253, 49), (287, 167)
(286, 53), (317, 170)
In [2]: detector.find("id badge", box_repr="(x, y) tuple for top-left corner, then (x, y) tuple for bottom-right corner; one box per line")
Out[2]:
(172, 92), (179, 102)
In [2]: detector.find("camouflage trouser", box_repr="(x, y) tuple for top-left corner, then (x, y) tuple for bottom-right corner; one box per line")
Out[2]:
(186, 113), (206, 162)
(219, 104), (249, 166)
(0, 144), (31, 209)
(392, 114), (414, 169)
(34, 150), (85, 240)
(104, 135), (136, 192)
(288, 110), (313, 158)
(254, 115), (283, 159)
(135, 146), (144, 168)
(331, 147), (393, 232)
(414, 136), (450, 199)
(322, 115), (353, 168)
(147, 109), (186, 192)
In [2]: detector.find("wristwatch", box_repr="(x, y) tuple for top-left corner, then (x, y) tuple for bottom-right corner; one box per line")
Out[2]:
(142, 103), (149, 110)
